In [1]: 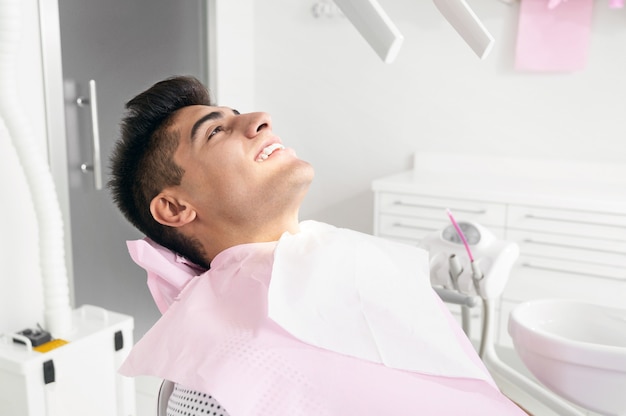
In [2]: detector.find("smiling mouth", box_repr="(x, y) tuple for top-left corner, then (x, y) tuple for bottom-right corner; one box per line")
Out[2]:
(256, 143), (285, 162)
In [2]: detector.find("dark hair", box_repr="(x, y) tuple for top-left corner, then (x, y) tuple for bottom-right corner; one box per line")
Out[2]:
(109, 76), (212, 268)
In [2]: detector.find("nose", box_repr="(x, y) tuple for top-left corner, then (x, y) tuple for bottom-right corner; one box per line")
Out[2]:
(241, 112), (272, 138)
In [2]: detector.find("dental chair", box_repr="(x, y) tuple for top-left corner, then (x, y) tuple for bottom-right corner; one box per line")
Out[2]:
(157, 380), (175, 416)
(152, 216), (521, 416)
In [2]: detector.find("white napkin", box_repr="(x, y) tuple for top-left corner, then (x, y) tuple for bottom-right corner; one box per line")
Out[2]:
(268, 220), (489, 382)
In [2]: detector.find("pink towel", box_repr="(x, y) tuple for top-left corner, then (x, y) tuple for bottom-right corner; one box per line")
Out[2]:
(515, 0), (594, 72)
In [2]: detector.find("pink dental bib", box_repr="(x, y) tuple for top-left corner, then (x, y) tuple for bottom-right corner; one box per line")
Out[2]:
(120, 221), (525, 415)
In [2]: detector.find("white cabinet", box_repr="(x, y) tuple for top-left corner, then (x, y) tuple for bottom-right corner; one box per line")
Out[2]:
(0, 306), (135, 415)
(372, 153), (626, 348)
(376, 193), (507, 244)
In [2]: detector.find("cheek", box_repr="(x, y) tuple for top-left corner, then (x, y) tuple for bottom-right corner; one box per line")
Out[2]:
(186, 149), (261, 202)
(203, 164), (253, 201)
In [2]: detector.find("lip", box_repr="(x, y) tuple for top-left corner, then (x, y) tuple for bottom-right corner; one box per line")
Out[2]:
(255, 138), (284, 161)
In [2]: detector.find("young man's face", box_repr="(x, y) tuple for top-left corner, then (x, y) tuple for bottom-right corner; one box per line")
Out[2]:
(167, 105), (314, 229)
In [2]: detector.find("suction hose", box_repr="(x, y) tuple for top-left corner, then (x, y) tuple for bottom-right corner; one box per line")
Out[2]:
(0, 0), (72, 336)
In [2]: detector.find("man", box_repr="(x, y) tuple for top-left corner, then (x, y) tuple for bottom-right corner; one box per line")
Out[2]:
(110, 76), (526, 415)
(111, 75), (312, 270)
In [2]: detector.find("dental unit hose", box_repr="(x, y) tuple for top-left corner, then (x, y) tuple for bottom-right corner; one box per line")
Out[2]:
(448, 254), (472, 335)
(0, 1), (72, 336)
(469, 261), (488, 357)
(446, 209), (487, 356)
(448, 254), (463, 288)
(446, 209), (485, 295)
(470, 261), (484, 294)
(446, 209), (474, 262)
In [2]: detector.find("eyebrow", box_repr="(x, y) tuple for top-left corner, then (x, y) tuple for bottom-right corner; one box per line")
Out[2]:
(190, 111), (224, 142)
(189, 108), (241, 142)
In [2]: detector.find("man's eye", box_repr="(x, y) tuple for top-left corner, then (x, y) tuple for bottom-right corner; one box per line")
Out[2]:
(208, 126), (223, 139)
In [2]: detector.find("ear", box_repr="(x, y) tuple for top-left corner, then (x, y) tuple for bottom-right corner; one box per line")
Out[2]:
(150, 191), (197, 228)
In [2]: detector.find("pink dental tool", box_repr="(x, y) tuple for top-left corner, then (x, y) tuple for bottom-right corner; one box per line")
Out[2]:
(446, 208), (475, 262)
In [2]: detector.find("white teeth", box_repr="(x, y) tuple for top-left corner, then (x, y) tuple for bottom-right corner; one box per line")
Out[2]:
(257, 143), (285, 162)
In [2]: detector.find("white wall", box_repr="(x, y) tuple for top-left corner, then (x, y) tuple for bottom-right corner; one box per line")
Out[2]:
(2, 0), (625, 332)
(253, 0), (626, 233)
(0, 0), (49, 333)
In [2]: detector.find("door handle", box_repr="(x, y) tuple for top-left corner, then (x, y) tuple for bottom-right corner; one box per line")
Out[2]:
(76, 79), (102, 190)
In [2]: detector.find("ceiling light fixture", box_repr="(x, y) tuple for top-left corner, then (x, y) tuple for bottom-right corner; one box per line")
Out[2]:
(332, 0), (404, 63)
(432, 0), (495, 59)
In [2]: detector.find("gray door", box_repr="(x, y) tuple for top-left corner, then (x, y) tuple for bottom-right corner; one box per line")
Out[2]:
(59, 0), (206, 337)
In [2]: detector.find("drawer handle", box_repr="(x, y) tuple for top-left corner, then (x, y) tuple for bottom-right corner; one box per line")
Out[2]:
(521, 262), (624, 281)
(393, 201), (487, 215)
(524, 214), (626, 229)
(392, 223), (439, 232)
(523, 238), (626, 256)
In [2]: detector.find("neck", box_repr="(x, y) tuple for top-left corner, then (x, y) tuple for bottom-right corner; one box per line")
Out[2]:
(193, 213), (302, 264)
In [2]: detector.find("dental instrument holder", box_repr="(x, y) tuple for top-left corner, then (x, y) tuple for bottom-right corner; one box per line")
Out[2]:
(435, 223), (515, 298)
(421, 220), (518, 320)
(422, 221), (587, 416)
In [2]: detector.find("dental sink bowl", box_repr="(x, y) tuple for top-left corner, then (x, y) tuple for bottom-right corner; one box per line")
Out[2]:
(509, 299), (626, 416)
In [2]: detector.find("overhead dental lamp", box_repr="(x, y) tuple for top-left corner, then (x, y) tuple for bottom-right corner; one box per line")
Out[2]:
(323, 0), (494, 62)
(332, 0), (404, 63)
(432, 0), (495, 59)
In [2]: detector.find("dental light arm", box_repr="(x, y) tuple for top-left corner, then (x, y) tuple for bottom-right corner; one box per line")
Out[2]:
(333, 0), (404, 63)
(317, 0), (493, 62)
(432, 0), (495, 59)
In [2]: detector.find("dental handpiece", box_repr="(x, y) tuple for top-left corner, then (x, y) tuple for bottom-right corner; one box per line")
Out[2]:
(448, 254), (463, 290)
(471, 261), (484, 295)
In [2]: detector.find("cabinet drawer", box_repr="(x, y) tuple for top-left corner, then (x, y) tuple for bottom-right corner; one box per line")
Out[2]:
(503, 256), (626, 304)
(378, 213), (506, 244)
(377, 214), (446, 242)
(507, 205), (626, 241)
(507, 230), (626, 269)
(377, 193), (506, 226)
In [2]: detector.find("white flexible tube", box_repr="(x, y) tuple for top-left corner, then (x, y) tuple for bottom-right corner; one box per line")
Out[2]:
(0, 0), (72, 336)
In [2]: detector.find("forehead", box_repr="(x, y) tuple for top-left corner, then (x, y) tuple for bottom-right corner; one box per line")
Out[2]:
(172, 105), (225, 129)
